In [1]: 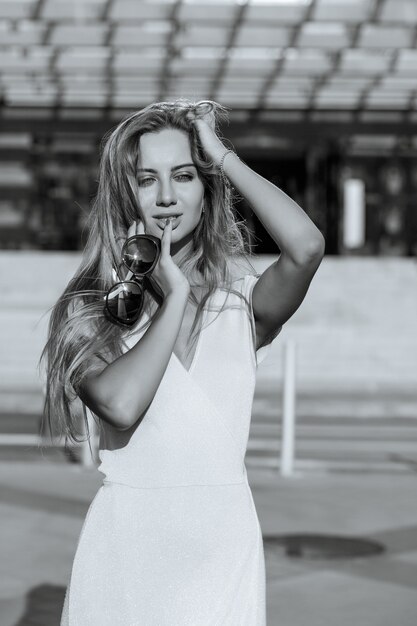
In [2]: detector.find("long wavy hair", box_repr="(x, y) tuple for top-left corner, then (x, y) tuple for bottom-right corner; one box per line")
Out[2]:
(39, 98), (257, 451)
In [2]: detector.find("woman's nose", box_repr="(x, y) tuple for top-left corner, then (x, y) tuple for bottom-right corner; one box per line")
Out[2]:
(156, 179), (177, 206)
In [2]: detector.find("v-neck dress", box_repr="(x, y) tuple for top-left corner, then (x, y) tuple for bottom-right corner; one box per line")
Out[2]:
(60, 274), (281, 626)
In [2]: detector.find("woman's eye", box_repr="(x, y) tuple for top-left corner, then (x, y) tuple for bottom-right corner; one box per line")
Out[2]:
(175, 173), (193, 182)
(138, 178), (154, 186)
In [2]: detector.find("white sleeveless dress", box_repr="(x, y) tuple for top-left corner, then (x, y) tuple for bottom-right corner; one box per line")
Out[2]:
(61, 274), (281, 626)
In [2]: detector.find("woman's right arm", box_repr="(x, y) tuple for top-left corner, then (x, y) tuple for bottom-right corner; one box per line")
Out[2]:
(78, 216), (190, 431)
(78, 289), (188, 431)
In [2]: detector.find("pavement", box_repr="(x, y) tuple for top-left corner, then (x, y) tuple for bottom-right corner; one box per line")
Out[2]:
(0, 454), (417, 626)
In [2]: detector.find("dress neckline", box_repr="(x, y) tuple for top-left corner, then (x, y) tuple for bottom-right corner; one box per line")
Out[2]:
(172, 293), (210, 375)
(129, 290), (212, 376)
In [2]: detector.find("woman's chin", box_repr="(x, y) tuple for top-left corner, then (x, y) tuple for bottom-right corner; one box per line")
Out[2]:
(171, 229), (196, 255)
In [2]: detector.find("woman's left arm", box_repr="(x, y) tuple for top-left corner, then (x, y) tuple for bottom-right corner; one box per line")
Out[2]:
(194, 117), (325, 347)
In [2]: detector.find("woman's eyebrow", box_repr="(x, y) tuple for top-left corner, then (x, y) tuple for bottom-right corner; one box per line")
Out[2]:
(137, 163), (196, 173)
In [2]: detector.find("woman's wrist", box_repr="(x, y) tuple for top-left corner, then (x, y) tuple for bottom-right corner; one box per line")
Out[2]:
(164, 284), (190, 305)
(218, 148), (238, 187)
(219, 148), (235, 171)
(210, 143), (229, 166)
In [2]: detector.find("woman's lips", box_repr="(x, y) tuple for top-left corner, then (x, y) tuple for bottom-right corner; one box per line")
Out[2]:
(154, 215), (181, 230)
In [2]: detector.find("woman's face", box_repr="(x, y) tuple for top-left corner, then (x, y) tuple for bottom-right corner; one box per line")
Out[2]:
(136, 127), (205, 252)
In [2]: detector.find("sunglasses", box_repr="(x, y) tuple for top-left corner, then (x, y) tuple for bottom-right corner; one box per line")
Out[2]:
(104, 235), (161, 327)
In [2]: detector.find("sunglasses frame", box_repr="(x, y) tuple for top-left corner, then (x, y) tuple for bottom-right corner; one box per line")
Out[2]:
(120, 234), (161, 276)
(104, 234), (161, 327)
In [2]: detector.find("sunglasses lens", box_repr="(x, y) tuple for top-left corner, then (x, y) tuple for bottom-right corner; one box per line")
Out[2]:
(123, 238), (158, 275)
(106, 282), (143, 324)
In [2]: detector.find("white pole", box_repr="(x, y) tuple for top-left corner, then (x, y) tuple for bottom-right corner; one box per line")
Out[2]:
(280, 339), (297, 477)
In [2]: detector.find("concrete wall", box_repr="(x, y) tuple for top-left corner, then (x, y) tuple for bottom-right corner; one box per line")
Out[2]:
(0, 252), (416, 414)
(255, 256), (417, 394)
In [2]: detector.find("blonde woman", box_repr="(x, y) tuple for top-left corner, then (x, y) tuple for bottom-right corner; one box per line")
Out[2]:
(42, 99), (324, 625)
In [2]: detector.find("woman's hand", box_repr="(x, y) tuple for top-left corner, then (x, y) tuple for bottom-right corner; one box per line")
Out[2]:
(128, 219), (190, 300)
(188, 104), (228, 166)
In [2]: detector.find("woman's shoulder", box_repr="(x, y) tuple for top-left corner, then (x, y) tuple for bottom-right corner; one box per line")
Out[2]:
(211, 273), (258, 315)
(229, 272), (258, 296)
(226, 255), (258, 288)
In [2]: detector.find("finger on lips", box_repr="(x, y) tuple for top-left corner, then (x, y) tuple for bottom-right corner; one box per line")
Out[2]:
(161, 218), (173, 252)
(163, 216), (174, 230)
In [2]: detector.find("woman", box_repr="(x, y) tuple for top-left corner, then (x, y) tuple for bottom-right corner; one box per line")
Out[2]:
(42, 99), (324, 625)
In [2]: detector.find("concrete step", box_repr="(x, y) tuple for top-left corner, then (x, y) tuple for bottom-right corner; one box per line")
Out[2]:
(247, 414), (417, 471)
(244, 456), (417, 475)
(247, 437), (417, 455)
(252, 387), (417, 420)
(250, 421), (417, 441)
(0, 390), (44, 414)
(0, 444), (71, 463)
(0, 413), (42, 434)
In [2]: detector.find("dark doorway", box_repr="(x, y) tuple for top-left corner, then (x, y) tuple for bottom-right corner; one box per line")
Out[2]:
(236, 155), (308, 255)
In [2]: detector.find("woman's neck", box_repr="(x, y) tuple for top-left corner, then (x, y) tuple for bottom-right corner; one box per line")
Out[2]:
(171, 237), (205, 287)
(171, 231), (193, 263)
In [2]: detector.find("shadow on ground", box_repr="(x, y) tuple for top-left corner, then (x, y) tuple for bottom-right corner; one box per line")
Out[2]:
(13, 584), (66, 626)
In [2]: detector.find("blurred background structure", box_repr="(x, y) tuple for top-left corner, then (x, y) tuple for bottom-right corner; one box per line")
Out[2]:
(0, 0), (417, 255)
(1, 2), (417, 625)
